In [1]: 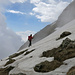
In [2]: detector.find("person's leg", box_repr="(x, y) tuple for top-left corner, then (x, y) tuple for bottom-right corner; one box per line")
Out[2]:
(28, 40), (30, 47)
(30, 40), (31, 46)
(29, 40), (31, 47)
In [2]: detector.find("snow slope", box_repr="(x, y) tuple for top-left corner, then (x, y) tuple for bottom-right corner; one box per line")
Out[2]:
(19, 0), (75, 50)
(0, 1), (75, 75)
(56, 0), (75, 27)
(0, 19), (75, 75)
(19, 21), (57, 50)
(10, 19), (75, 75)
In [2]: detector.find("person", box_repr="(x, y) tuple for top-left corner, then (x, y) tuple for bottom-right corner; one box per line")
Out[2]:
(28, 34), (33, 47)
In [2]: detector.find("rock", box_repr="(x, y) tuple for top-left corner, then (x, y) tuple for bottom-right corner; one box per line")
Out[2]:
(24, 49), (35, 55)
(37, 38), (75, 73)
(66, 41), (75, 49)
(60, 38), (72, 49)
(0, 66), (14, 75)
(54, 38), (75, 62)
(42, 48), (57, 57)
(4, 58), (15, 66)
(9, 49), (28, 58)
(34, 60), (62, 72)
(42, 38), (75, 62)
(56, 31), (71, 40)
(10, 73), (26, 75)
(67, 66), (75, 75)
(60, 31), (71, 38)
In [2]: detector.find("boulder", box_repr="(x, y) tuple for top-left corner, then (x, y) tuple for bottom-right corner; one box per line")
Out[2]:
(4, 58), (15, 66)
(42, 48), (57, 57)
(56, 31), (71, 40)
(60, 38), (72, 49)
(0, 66), (14, 75)
(34, 60), (62, 72)
(67, 66), (75, 75)
(60, 31), (71, 38)
(42, 38), (75, 62)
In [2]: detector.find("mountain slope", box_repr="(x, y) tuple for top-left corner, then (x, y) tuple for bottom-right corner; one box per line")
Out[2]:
(0, 19), (75, 75)
(19, 0), (75, 50)
(19, 22), (57, 50)
(56, 0), (75, 27)
(10, 19), (75, 75)
(0, 1), (75, 75)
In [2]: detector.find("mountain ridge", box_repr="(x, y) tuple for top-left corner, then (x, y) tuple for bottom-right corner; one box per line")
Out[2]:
(19, 0), (75, 50)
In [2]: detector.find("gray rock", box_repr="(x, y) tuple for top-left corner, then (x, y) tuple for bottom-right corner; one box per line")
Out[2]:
(56, 31), (71, 40)
(60, 31), (71, 38)
(10, 73), (26, 75)
(60, 38), (72, 49)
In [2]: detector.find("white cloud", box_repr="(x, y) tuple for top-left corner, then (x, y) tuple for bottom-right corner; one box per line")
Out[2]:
(0, 0), (10, 5)
(16, 30), (36, 42)
(0, 0), (10, 12)
(0, 0), (24, 59)
(30, 0), (70, 23)
(30, 0), (41, 4)
(10, 0), (27, 3)
(48, 0), (56, 4)
(0, 26), (24, 59)
(7, 10), (26, 15)
(29, 12), (35, 15)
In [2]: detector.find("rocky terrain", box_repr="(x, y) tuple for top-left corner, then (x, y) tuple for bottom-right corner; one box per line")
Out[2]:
(0, 0), (75, 75)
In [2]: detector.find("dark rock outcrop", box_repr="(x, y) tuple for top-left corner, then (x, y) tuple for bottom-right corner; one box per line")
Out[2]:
(9, 49), (28, 58)
(0, 66), (14, 75)
(35, 38), (75, 73)
(67, 66), (75, 75)
(34, 60), (62, 72)
(24, 49), (35, 55)
(4, 58), (15, 66)
(42, 48), (57, 57)
(10, 73), (26, 75)
(42, 38), (75, 62)
(56, 31), (71, 40)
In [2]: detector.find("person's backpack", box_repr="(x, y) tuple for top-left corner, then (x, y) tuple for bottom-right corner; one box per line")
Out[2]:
(28, 36), (33, 40)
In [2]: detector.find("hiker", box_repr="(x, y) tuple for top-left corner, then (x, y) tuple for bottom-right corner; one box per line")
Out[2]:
(28, 34), (33, 47)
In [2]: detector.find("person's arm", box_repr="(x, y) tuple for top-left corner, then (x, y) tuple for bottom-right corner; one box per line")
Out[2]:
(32, 36), (34, 39)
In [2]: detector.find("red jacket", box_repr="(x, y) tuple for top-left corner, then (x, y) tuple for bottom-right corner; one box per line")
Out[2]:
(28, 36), (33, 40)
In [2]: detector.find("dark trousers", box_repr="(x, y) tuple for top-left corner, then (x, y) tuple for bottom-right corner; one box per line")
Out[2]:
(28, 40), (32, 47)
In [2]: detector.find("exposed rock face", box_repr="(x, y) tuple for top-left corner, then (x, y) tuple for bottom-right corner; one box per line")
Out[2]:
(60, 38), (72, 49)
(0, 66), (26, 75)
(35, 38), (75, 73)
(67, 66), (75, 75)
(42, 48), (56, 57)
(60, 31), (71, 38)
(24, 49), (35, 55)
(34, 60), (62, 72)
(4, 58), (15, 66)
(42, 38), (75, 62)
(10, 73), (26, 75)
(9, 49), (28, 58)
(0, 66), (14, 75)
(56, 31), (71, 40)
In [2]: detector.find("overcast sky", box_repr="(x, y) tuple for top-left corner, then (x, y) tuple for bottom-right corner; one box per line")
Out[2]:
(0, 0), (73, 59)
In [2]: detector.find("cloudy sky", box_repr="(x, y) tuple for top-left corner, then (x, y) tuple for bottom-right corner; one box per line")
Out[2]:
(5, 0), (73, 41)
(0, 0), (73, 59)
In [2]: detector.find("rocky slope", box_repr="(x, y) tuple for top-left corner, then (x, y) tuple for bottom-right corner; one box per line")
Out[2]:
(0, 0), (75, 75)
(0, 19), (75, 75)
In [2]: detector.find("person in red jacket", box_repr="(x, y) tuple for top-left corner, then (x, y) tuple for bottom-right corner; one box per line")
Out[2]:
(28, 34), (33, 47)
